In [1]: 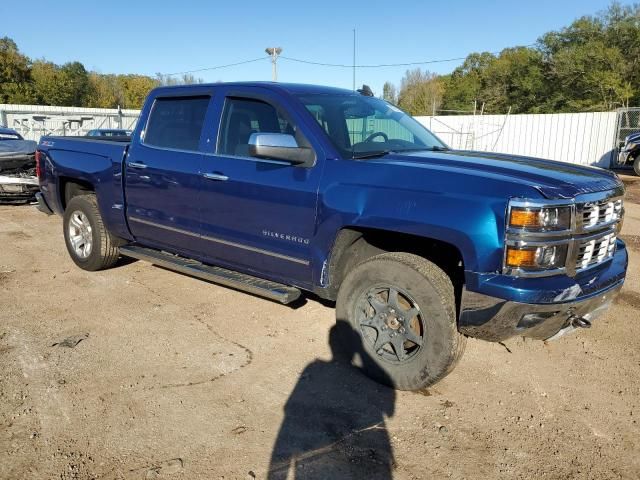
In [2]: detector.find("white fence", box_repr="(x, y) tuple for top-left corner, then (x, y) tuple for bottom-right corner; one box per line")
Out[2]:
(415, 112), (618, 167)
(0, 104), (140, 141)
(0, 104), (621, 168)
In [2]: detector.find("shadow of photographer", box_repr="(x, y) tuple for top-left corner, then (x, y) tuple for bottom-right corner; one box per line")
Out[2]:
(268, 321), (396, 479)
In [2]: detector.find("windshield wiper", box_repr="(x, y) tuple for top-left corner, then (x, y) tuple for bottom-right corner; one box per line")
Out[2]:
(352, 150), (394, 159)
(402, 145), (449, 152)
(351, 145), (449, 159)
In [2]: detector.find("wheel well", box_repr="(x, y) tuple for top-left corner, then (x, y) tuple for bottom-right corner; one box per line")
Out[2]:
(325, 228), (465, 307)
(59, 178), (94, 211)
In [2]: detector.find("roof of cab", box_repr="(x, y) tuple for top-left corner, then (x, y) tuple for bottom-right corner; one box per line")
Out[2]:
(151, 82), (357, 97)
(0, 126), (21, 136)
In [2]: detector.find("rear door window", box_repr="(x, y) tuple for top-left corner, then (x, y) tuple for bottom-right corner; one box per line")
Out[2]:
(144, 96), (210, 151)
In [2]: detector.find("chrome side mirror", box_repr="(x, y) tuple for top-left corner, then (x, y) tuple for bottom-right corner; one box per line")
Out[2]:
(248, 133), (314, 166)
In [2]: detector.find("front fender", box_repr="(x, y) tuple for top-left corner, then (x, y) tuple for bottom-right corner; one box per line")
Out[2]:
(311, 182), (507, 286)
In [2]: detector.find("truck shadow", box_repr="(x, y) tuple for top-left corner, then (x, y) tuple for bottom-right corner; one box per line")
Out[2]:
(114, 255), (139, 268)
(267, 321), (396, 479)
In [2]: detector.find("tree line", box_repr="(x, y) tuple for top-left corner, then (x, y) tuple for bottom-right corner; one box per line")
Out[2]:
(0, 38), (202, 109)
(383, 2), (640, 115)
(1, 3), (638, 113)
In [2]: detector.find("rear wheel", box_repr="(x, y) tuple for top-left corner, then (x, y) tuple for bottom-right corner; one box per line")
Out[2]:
(633, 154), (640, 176)
(336, 252), (465, 390)
(63, 194), (120, 271)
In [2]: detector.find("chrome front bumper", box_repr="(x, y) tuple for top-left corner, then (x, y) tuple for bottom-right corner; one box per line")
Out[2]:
(459, 281), (623, 342)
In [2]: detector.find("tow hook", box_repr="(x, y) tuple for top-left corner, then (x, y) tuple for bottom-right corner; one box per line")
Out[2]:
(570, 315), (591, 329)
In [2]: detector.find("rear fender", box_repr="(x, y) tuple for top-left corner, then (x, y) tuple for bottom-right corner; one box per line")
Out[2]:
(51, 150), (131, 241)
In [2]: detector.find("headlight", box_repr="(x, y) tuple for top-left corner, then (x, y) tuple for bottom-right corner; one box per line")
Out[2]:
(505, 244), (568, 271)
(509, 205), (572, 231)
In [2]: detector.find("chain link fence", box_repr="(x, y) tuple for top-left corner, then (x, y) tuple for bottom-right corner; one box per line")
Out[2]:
(615, 107), (640, 148)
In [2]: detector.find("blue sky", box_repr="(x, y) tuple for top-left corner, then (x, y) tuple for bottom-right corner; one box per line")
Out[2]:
(1, 0), (622, 95)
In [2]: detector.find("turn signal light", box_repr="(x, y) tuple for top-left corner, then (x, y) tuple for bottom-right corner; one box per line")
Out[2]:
(509, 209), (540, 228)
(506, 247), (537, 267)
(505, 244), (568, 271)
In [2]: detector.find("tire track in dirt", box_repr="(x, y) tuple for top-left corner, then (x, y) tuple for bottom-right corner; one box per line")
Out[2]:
(127, 273), (254, 392)
(150, 312), (254, 390)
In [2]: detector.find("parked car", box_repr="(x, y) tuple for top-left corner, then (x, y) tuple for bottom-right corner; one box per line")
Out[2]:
(617, 131), (640, 175)
(0, 126), (39, 204)
(86, 129), (132, 137)
(35, 82), (628, 390)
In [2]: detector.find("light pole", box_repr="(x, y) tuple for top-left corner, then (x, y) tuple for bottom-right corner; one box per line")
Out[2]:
(352, 29), (356, 91)
(265, 47), (283, 82)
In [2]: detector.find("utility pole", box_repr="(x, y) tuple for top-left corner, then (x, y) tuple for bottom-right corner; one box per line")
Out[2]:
(265, 47), (282, 82)
(352, 29), (356, 91)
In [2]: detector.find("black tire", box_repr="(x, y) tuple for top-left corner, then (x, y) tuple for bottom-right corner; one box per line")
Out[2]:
(336, 252), (466, 390)
(63, 194), (120, 271)
(633, 154), (640, 176)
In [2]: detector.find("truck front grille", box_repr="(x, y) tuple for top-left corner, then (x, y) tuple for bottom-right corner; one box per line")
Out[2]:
(573, 193), (623, 273)
(580, 198), (623, 231)
(575, 232), (617, 271)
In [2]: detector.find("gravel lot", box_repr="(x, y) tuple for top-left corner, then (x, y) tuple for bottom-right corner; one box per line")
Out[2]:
(1, 175), (639, 479)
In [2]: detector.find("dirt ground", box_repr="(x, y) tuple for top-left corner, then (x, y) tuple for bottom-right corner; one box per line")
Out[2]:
(1, 175), (639, 480)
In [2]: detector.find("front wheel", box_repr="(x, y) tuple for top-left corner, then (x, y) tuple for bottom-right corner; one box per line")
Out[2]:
(336, 252), (466, 390)
(633, 154), (640, 176)
(63, 194), (121, 271)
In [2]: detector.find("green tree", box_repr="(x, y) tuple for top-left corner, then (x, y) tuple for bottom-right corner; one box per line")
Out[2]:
(0, 37), (36, 104)
(437, 3), (640, 114)
(86, 73), (123, 108)
(603, 3), (640, 106)
(31, 60), (90, 106)
(116, 75), (159, 109)
(60, 61), (90, 106)
(482, 47), (546, 113)
(382, 81), (398, 104)
(440, 52), (494, 113)
(31, 60), (63, 105)
(539, 11), (630, 111)
(155, 72), (204, 86)
(397, 69), (444, 115)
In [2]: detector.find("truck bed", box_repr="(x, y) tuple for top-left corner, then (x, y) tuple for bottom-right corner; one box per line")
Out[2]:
(39, 136), (130, 163)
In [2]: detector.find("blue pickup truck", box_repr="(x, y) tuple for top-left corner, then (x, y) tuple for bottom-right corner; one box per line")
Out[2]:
(35, 82), (628, 390)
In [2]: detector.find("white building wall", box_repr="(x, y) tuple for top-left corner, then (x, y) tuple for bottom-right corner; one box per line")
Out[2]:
(0, 104), (140, 141)
(415, 112), (618, 167)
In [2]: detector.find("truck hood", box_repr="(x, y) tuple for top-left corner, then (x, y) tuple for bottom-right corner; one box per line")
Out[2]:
(375, 149), (622, 199)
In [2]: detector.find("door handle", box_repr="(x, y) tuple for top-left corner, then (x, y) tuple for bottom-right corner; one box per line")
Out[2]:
(202, 172), (229, 181)
(127, 161), (147, 169)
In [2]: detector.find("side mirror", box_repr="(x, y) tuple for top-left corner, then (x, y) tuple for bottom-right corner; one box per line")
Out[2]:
(248, 133), (314, 166)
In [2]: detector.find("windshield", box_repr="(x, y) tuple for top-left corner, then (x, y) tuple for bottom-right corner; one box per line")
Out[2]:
(297, 94), (446, 159)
